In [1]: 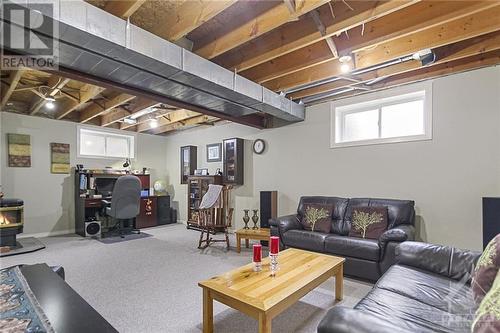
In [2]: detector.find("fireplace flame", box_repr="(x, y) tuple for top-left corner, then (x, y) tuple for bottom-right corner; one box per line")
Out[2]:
(0, 213), (11, 225)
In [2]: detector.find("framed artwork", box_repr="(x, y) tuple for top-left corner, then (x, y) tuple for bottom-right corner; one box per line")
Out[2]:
(50, 143), (70, 174)
(206, 143), (222, 162)
(8, 134), (31, 167)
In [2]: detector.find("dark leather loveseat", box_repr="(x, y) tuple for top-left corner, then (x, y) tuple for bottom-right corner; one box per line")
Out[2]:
(270, 196), (415, 280)
(318, 241), (481, 333)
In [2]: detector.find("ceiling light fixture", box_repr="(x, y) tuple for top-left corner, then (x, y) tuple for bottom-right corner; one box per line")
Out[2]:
(339, 55), (353, 74)
(44, 96), (56, 102)
(45, 101), (55, 109)
(149, 118), (159, 128)
(123, 118), (137, 125)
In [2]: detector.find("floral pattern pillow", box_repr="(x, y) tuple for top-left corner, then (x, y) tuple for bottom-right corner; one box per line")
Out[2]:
(472, 234), (500, 304)
(472, 270), (500, 333)
(300, 204), (333, 233)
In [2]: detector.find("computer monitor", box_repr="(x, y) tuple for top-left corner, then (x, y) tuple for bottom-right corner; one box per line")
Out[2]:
(95, 178), (116, 197)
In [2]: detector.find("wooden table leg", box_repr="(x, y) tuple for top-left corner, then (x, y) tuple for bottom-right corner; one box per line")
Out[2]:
(245, 238), (249, 248)
(203, 288), (213, 333)
(335, 264), (343, 301)
(236, 234), (241, 253)
(258, 312), (271, 333)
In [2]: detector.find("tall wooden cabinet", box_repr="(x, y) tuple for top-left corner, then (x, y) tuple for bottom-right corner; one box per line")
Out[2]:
(186, 175), (223, 229)
(180, 146), (197, 184)
(223, 138), (244, 185)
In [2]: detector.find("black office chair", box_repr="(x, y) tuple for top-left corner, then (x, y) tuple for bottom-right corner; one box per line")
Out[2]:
(102, 175), (141, 238)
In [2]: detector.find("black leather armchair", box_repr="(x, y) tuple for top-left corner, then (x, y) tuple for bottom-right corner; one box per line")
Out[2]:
(318, 241), (481, 333)
(271, 196), (416, 280)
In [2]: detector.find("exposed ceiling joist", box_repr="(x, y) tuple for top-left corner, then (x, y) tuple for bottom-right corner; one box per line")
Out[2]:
(309, 9), (338, 57)
(144, 110), (201, 134)
(214, 0), (418, 71)
(355, 3), (500, 68)
(283, 0), (296, 14)
(30, 76), (70, 115)
(79, 93), (135, 123)
(1, 70), (25, 108)
(103, 0), (146, 19)
(146, 0), (237, 42)
(101, 98), (157, 127)
(289, 32), (500, 100)
(265, 6), (500, 92)
(56, 84), (104, 119)
(241, 0), (495, 86)
(153, 115), (215, 135)
(194, 0), (330, 59)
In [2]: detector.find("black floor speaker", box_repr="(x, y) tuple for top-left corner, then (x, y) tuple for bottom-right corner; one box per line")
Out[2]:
(260, 191), (277, 228)
(483, 197), (500, 249)
(157, 195), (172, 225)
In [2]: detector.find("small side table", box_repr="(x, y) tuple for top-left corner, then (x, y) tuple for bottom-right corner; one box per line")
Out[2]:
(235, 228), (270, 253)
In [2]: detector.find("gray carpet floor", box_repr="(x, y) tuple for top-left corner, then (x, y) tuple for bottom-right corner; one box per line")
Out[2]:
(1, 224), (373, 332)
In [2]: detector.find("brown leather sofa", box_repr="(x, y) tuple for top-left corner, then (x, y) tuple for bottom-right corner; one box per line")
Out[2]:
(317, 241), (480, 333)
(270, 196), (415, 281)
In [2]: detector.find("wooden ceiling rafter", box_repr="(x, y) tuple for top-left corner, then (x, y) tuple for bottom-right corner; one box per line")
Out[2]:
(79, 93), (135, 123)
(30, 76), (71, 115)
(56, 83), (105, 119)
(101, 98), (158, 127)
(194, 0), (331, 60)
(144, 110), (202, 134)
(153, 115), (217, 135)
(1, 69), (25, 108)
(103, 0), (146, 19)
(214, 0), (418, 72)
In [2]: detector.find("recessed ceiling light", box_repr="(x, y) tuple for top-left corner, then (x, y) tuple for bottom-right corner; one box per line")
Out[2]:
(149, 119), (158, 128)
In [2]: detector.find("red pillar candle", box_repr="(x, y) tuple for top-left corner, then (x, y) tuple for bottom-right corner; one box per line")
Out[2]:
(270, 236), (279, 255)
(253, 244), (262, 262)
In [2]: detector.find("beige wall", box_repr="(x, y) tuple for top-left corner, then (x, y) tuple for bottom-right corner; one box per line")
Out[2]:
(0, 113), (168, 236)
(164, 66), (500, 251)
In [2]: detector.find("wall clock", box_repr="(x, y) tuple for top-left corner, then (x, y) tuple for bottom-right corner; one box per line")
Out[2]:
(253, 139), (266, 154)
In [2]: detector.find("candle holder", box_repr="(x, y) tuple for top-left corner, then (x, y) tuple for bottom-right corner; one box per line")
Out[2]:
(253, 244), (262, 272)
(270, 253), (279, 276)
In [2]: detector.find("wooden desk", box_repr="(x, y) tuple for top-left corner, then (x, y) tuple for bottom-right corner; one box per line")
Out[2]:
(199, 248), (344, 333)
(235, 228), (270, 253)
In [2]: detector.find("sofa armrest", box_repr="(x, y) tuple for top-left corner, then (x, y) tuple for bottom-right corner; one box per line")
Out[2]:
(378, 224), (415, 259)
(318, 307), (413, 333)
(396, 241), (481, 282)
(276, 214), (302, 234)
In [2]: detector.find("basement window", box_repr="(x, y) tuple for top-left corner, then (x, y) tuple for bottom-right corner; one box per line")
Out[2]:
(331, 83), (432, 148)
(78, 127), (135, 159)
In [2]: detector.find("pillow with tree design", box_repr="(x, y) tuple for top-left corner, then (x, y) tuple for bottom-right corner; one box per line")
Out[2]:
(300, 204), (333, 233)
(348, 207), (388, 239)
(472, 233), (500, 305)
(472, 270), (500, 333)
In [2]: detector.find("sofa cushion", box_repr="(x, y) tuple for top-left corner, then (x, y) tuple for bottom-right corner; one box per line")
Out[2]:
(325, 234), (380, 261)
(376, 265), (476, 315)
(297, 196), (349, 235)
(282, 230), (328, 252)
(346, 198), (415, 229)
(300, 203), (333, 233)
(472, 233), (500, 304)
(348, 206), (388, 239)
(356, 287), (473, 333)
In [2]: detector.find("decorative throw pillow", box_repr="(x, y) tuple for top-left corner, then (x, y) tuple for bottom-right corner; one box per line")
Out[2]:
(472, 270), (500, 333)
(472, 234), (500, 305)
(300, 204), (333, 233)
(349, 206), (388, 239)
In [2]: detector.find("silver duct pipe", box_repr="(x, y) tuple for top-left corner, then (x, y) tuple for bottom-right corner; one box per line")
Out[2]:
(1, 0), (304, 123)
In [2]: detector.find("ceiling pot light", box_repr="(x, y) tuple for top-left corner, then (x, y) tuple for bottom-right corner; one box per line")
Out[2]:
(149, 119), (159, 128)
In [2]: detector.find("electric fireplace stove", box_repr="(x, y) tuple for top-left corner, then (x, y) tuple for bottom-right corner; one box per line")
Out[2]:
(0, 199), (24, 247)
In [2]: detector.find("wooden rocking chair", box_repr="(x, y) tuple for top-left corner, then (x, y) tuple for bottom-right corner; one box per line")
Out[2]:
(197, 185), (233, 249)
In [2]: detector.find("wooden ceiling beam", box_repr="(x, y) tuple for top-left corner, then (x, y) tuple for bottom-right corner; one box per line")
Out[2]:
(288, 31), (500, 100)
(103, 0), (146, 19)
(355, 3), (500, 68)
(145, 110), (202, 134)
(153, 115), (215, 135)
(30, 76), (70, 115)
(145, 0), (237, 42)
(1, 70), (25, 109)
(242, 0), (495, 85)
(214, 0), (417, 71)
(283, 0), (296, 14)
(194, 0), (330, 60)
(79, 93), (135, 123)
(56, 84), (104, 119)
(101, 98), (157, 127)
(266, 6), (500, 93)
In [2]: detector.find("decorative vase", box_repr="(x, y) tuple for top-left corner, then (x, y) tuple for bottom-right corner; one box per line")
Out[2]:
(243, 210), (250, 229)
(252, 209), (259, 229)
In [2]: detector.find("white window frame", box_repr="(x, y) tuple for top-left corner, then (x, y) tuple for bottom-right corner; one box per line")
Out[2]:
(330, 82), (433, 148)
(77, 125), (137, 160)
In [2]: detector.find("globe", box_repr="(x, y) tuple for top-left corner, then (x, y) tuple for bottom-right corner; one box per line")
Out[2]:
(153, 180), (167, 195)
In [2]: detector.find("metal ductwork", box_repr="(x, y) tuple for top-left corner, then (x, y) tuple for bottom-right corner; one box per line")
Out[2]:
(0, 0), (304, 124)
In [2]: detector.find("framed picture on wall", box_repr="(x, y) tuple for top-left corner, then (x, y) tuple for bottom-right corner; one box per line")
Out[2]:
(206, 143), (222, 162)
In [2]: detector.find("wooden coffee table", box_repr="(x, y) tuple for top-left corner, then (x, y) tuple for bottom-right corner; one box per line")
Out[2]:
(235, 228), (270, 253)
(198, 248), (344, 333)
